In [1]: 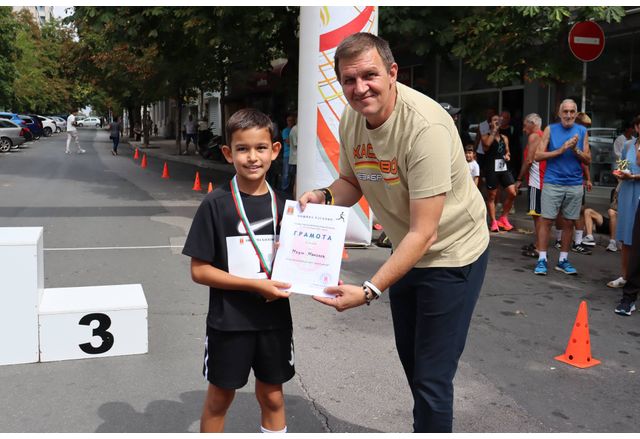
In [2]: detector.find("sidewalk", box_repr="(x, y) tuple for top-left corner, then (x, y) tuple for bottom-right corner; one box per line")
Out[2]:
(123, 135), (233, 174)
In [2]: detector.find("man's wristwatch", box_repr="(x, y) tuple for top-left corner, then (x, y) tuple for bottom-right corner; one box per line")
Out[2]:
(362, 280), (382, 305)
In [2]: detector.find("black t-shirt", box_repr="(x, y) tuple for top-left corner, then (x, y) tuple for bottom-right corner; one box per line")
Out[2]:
(182, 184), (292, 331)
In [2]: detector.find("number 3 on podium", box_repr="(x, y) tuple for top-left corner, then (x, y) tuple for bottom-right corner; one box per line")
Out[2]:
(78, 313), (114, 355)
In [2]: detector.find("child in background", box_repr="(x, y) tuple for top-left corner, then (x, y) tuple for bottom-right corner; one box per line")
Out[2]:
(466, 144), (480, 186)
(182, 108), (294, 433)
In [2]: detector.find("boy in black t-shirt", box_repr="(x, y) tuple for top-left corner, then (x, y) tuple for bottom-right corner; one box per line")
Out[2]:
(183, 109), (293, 433)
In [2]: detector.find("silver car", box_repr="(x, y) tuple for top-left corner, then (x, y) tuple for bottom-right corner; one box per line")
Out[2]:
(0, 119), (26, 152)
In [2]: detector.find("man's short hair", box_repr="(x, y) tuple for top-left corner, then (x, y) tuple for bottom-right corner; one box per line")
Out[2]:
(334, 32), (395, 82)
(524, 113), (542, 128)
(225, 108), (274, 143)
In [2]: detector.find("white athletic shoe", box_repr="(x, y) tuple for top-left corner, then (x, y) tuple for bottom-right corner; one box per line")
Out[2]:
(607, 277), (627, 288)
(77, 149), (86, 154)
(581, 234), (596, 246)
(606, 240), (618, 252)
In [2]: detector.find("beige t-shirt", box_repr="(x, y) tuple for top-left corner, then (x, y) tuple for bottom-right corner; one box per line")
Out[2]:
(339, 83), (489, 268)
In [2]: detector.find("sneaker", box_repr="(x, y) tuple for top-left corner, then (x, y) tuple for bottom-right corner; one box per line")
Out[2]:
(77, 149), (86, 154)
(607, 277), (626, 288)
(497, 216), (514, 231)
(490, 220), (500, 232)
(111, 150), (116, 156)
(555, 259), (577, 275)
(606, 240), (618, 252)
(571, 243), (592, 255)
(614, 301), (636, 316)
(534, 259), (547, 275)
(581, 235), (596, 247)
(554, 240), (562, 249)
(65, 150), (70, 154)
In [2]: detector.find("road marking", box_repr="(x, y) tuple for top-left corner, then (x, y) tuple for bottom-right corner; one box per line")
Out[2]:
(44, 245), (184, 251)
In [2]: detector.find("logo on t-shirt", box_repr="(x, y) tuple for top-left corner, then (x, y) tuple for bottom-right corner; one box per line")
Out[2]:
(352, 143), (399, 186)
(236, 217), (273, 234)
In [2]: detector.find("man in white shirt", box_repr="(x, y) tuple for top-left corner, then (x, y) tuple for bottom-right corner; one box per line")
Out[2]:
(66, 111), (86, 154)
(614, 122), (635, 160)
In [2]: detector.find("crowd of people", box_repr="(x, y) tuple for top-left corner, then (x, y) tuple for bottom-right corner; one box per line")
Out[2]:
(447, 100), (640, 316)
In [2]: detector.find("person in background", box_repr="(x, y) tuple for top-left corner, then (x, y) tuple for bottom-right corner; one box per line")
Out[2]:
(65, 109), (86, 155)
(610, 115), (640, 310)
(183, 114), (197, 155)
(481, 114), (517, 232)
(108, 116), (123, 156)
(533, 99), (591, 276)
(280, 114), (297, 192)
(516, 113), (545, 258)
(465, 144), (480, 186)
(614, 121), (635, 161)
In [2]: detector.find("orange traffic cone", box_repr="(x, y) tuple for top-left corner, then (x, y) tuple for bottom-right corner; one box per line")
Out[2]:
(133, 148), (139, 160)
(342, 247), (349, 260)
(161, 162), (170, 179)
(192, 171), (202, 191)
(207, 182), (213, 193)
(555, 301), (601, 368)
(141, 153), (147, 168)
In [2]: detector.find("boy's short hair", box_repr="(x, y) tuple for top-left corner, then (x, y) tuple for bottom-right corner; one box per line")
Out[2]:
(226, 108), (274, 143)
(464, 144), (475, 152)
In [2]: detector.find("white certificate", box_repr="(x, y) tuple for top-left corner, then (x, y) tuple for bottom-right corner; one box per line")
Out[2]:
(271, 200), (349, 297)
(226, 235), (275, 279)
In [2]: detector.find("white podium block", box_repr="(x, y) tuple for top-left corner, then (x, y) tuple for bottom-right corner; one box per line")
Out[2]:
(0, 227), (44, 365)
(39, 284), (148, 362)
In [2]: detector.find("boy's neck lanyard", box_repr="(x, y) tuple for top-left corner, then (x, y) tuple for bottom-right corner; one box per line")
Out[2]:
(230, 176), (278, 278)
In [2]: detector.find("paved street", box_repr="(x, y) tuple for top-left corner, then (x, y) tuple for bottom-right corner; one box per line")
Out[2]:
(0, 129), (638, 433)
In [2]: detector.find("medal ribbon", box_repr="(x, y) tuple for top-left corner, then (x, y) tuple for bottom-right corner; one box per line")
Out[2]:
(230, 176), (278, 278)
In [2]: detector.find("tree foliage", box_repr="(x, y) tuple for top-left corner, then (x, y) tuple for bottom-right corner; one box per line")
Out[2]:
(0, 7), (20, 108)
(381, 6), (626, 87)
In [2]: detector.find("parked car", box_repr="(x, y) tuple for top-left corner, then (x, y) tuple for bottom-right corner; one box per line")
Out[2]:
(0, 119), (27, 152)
(77, 117), (101, 127)
(0, 112), (27, 128)
(588, 127), (619, 186)
(49, 116), (66, 132)
(18, 115), (43, 140)
(36, 115), (57, 136)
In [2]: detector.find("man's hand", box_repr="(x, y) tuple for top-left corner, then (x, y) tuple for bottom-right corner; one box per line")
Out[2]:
(252, 279), (291, 302)
(514, 180), (522, 191)
(504, 152), (511, 162)
(298, 189), (324, 211)
(585, 180), (593, 191)
(313, 283), (366, 311)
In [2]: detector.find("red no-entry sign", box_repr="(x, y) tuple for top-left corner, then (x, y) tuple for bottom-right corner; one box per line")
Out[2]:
(569, 21), (605, 62)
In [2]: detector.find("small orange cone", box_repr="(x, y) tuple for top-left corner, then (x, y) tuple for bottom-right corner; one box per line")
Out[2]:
(342, 247), (349, 260)
(555, 301), (601, 368)
(192, 171), (202, 191)
(133, 148), (139, 160)
(141, 153), (147, 168)
(161, 162), (170, 179)
(207, 182), (213, 193)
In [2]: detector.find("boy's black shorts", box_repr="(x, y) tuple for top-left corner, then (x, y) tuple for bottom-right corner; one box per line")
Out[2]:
(203, 327), (295, 389)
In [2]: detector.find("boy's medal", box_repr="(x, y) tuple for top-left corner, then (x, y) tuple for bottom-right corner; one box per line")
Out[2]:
(230, 176), (278, 278)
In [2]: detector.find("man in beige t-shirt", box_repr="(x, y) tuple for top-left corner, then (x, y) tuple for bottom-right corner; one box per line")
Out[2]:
(299, 33), (489, 433)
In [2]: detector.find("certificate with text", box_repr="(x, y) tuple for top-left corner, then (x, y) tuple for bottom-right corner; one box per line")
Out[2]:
(271, 200), (349, 297)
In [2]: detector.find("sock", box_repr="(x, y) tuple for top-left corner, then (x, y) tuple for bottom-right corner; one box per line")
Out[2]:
(538, 251), (547, 261)
(555, 229), (562, 241)
(610, 239), (616, 244)
(574, 230), (583, 245)
(261, 425), (287, 433)
(559, 252), (568, 261)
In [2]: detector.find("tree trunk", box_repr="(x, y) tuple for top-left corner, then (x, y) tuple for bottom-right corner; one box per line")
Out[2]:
(175, 92), (183, 155)
(127, 105), (135, 138)
(143, 105), (149, 148)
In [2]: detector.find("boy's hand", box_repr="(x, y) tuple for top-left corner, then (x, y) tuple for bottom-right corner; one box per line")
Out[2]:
(253, 279), (291, 302)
